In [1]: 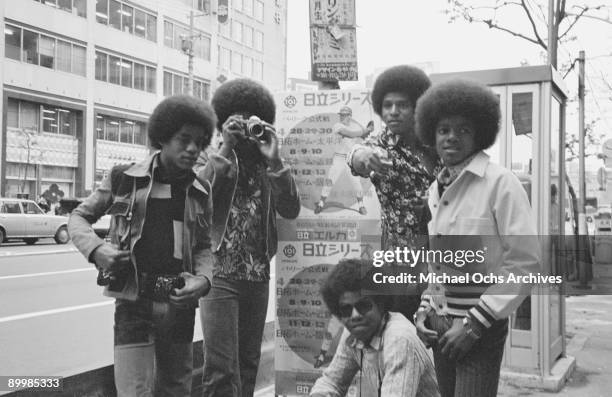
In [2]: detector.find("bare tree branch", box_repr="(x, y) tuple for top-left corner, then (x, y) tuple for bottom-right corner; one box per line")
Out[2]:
(520, 0), (547, 48)
(559, 6), (590, 41)
(482, 18), (544, 45)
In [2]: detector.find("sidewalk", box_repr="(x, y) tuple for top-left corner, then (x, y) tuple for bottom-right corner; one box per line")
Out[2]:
(499, 295), (612, 397)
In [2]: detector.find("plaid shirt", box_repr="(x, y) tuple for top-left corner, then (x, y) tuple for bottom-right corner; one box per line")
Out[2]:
(310, 312), (440, 397)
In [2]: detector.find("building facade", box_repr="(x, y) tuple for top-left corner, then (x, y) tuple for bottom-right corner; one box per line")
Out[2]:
(1, 0), (288, 198)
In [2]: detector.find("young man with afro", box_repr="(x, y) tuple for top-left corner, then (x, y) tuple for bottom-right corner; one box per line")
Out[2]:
(310, 259), (440, 397)
(347, 65), (442, 321)
(69, 95), (217, 396)
(196, 78), (300, 397)
(413, 79), (540, 397)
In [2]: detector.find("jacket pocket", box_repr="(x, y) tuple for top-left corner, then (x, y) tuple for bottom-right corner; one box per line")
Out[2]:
(455, 217), (496, 235)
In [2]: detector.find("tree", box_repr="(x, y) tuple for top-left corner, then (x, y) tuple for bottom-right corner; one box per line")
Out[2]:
(445, 0), (611, 68)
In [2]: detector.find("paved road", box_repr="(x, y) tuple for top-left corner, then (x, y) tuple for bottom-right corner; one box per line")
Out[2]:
(0, 242), (276, 395)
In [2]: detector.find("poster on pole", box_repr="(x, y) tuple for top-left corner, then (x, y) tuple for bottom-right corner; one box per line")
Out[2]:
(309, 0), (356, 26)
(310, 27), (358, 81)
(273, 90), (382, 396)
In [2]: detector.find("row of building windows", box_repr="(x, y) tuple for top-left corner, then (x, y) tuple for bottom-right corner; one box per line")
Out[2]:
(163, 71), (210, 102)
(218, 46), (263, 80)
(177, 0), (210, 12)
(7, 98), (82, 137)
(219, 19), (263, 52)
(96, 0), (157, 42)
(96, 114), (147, 145)
(95, 51), (156, 93)
(163, 20), (211, 61)
(234, 0), (265, 22)
(4, 24), (86, 76)
(33, 0), (87, 18)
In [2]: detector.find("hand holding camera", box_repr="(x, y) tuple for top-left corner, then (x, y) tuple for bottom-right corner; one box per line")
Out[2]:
(169, 272), (211, 307)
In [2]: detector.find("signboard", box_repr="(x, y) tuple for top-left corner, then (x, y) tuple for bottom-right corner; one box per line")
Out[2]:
(309, 0), (356, 26)
(310, 27), (358, 81)
(274, 90), (381, 395)
(217, 0), (229, 24)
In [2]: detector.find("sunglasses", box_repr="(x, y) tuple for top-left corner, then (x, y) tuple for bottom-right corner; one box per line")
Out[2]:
(338, 297), (375, 318)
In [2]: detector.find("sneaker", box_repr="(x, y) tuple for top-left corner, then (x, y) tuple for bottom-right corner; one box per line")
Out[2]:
(358, 206), (367, 215)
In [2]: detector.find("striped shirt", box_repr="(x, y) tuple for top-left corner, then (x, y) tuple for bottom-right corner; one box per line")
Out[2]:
(310, 312), (440, 397)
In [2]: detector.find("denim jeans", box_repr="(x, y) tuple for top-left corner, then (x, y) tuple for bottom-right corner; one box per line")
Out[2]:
(199, 277), (269, 397)
(427, 312), (508, 397)
(113, 298), (195, 397)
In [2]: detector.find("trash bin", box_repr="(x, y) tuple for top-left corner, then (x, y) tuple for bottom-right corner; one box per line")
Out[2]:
(593, 212), (612, 264)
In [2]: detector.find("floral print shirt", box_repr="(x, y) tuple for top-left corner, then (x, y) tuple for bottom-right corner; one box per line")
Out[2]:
(362, 128), (441, 251)
(215, 161), (270, 282)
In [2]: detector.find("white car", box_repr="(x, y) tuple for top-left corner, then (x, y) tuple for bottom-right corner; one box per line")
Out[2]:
(0, 198), (69, 245)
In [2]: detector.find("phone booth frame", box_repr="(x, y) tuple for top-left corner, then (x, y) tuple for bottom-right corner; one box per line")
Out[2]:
(430, 65), (575, 390)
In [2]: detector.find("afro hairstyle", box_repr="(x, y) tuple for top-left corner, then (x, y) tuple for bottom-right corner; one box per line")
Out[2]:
(147, 95), (216, 150)
(211, 78), (276, 131)
(320, 258), (393, 318)
(415, 79), (501, 151)
(371, 65), (431, 116)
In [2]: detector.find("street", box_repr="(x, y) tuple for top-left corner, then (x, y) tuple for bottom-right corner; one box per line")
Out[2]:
(0, 241), (276, 396)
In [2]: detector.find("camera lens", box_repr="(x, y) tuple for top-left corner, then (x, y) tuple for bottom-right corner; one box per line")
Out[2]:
(249, 123), (265, 138)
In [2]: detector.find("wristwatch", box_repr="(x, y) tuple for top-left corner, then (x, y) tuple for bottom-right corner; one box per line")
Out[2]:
(462, 317), (483, 340)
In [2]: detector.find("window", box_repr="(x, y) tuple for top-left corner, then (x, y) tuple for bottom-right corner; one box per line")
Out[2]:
(42, 105), (59, 134)
(219, 46), (230, 69)
(4, 25), (21, 61)
(8, 98), (80, 136)
(109, 55), (121, 84)
(95, 51), (108, 81)
(243, 25), (253, 47)
(173, 74), (183, 95)
(163, 70), (209, 101)
(120, 120), (132, 143)
(106, 119), (119, 141)
(96, 114), (147, 145)
(3, 202), (22, 214)
(57, 40), (71, 72)
(122, 4), (134, 34)
(72, 44), (86, 76)
(163, 71), (172, 96)
(25, 201), (43, 214)
(231, 51), (241, 74)
(134, 9), (146, 38)
(134, 121), (146, 145)
(254, 30), (263, 51)
(146, 14), (157, 41)
(243, 55), (252, 76)
(194, 35), (211, 61)
(120, 59), (133, 88)
(7, 99), (19, 128)
(20, 101), (39, 131)
(23, 30), (38, 65)
(146, 66), (156, 93)
(243, 0), (253, 16)
(164, 20), (210, 60)
(96, 0), (109, 24)
(96, 115), (105, 140)
(109, 0), (122, 30)
(254, 0), (264, 21)
(253, 60), (263, 80)
(35, 0), (87, 17)
(134, 63), (145, 90)
(39, 35), (55, 69)
(164, 21), (173, 47)
(59, 108), (77, 136)
(232, 20), (242, 42)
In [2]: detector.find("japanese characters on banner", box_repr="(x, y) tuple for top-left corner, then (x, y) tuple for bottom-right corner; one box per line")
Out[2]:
(274, 90), (381, 396)
(309, 0), (358, 81)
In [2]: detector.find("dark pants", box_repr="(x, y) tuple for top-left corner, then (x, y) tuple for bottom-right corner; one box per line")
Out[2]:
(427, 312), (508, 397)
(200, 277), (269, 397)
(113, 298), (195, 397)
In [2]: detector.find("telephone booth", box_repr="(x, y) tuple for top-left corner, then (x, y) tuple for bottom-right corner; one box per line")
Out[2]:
(431, 66), (574, 389)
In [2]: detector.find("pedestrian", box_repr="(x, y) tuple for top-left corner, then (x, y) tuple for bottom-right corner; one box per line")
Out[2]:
(347, 65), (441, 320)
(310, 259), (440, 397)
(196, 78), (300, 397)
(413, 79), (540, 397)
(69, 95), (216, 396)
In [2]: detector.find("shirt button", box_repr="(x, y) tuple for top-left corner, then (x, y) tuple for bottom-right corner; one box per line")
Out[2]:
(443, 200), (449, 206)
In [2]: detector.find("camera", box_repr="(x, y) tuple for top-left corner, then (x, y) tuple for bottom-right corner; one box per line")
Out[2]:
(228, 115), (274, 143)
(139, 274), (185, 302)
(97, 267), (129, 292)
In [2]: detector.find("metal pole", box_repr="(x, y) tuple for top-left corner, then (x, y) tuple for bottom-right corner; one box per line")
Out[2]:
(547, 0), (555, 66)
(187, 10), (195, 96)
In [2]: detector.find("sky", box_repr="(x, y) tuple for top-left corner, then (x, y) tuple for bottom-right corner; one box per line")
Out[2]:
(286, 0), (612, 170)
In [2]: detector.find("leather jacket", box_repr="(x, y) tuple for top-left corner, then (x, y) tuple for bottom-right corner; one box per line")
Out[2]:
(69, 153), (214, 300)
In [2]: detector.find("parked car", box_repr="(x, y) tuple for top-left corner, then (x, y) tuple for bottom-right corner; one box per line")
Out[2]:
(0, 198), (69, 245)
(58, 198), (111, 239)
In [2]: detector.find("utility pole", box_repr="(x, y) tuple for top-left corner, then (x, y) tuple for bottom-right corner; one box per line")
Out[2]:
(578, 50), (586, 234)
(547, 0), (555, 67)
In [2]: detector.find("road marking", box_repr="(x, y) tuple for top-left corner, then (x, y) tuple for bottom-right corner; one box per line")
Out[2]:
(0, 247), (78, 257)
(0, 267), (95, 281)
(0, 301), (113, 323)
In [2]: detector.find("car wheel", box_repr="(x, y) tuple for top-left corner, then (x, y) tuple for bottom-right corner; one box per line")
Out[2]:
(54, 226), (70, 244)
(23, 238), (38, 245)
(0, 229), (5, 246)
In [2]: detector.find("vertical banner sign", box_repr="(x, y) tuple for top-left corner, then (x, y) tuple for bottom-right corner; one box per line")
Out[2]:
(309, 0), (358, 81)
(274, 90), (382, 396)
(217, 0), (229, 24)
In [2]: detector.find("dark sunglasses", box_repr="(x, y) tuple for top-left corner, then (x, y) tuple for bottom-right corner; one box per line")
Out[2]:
(339, 297), (375, 318)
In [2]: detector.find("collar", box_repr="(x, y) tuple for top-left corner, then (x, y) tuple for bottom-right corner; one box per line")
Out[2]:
(462, 150), (489, 178)
(347, 312), (389, 351)
(124, 151), (207, 194)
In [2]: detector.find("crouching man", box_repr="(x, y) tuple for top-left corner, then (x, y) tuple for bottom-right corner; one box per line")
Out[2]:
(310, 259), (440, 397)
(69, 95), (216, 396)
